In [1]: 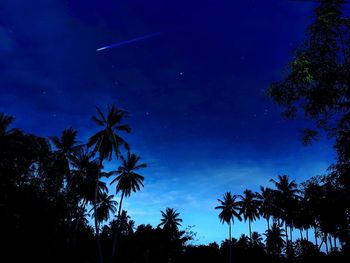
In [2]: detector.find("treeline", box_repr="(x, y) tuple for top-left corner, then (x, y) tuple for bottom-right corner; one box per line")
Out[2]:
(215, 173), (350, 262)
(0, 108), (189, 263)
(1, 109), (350, 263)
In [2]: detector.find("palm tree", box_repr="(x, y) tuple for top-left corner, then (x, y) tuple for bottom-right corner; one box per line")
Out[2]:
(256, 187), (273, 230)
(158, 208), (183, 231)
(87, 105), (130, 263)
(87, 105), (130, 161)
(110, 152), (147, 257)
(264, 223), (286, 257)
(70, 150), (107, 228)
(93, 193), (118, 226)
(117, 210), (135, 236)
(251, 232), (264, 248)
(215, 192), (242, 263)
(302, 179), (324, 248)
(50, 127), (82, 189)
(270, 175), (300, 243)
(238, 189), (261, 239)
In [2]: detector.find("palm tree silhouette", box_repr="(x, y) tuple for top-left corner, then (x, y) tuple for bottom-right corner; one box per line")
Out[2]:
(270, 175), (299, 243)
(70, 150), (107, 230)
(117, 210), (135, 236)
(50, 127), (82, 189)
(264, 223), (285, 256)
(93, 193), (117, 226)
(110, 152), (147, 257)
(238, 189), (261, 239)
(158, 208), (183, 232)
(87, 105), (130, 161)
(303, 180), (323, 247)
(256, 186), (273, 230)
(251, 232), (264, 247)
(88, 105), (130, 263)
(215, 192), (242, 263)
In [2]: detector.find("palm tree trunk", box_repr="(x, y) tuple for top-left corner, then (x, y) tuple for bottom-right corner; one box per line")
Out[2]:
(249, 219), (252, 239)
(229, 222), (232, 263)
(314, 227), (318, 246)
(306, 228), (309, 242)
(329, 235), (333, 252)
(111, 190), (125, 258)
(267, 218), (270, 231)
(325, 234), (329, 254)
(334, 236), (337, 251)
(285, 223), (288, 244)
(300, 229), (303, 240)
(290, 225), (293, 242)
(94, 177), (104, 263)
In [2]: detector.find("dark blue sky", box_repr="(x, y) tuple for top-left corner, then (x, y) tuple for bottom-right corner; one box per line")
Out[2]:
(0, 0), (336, 243)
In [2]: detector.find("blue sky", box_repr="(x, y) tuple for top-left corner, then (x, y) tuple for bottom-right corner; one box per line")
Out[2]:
(0, 0), (336, 244)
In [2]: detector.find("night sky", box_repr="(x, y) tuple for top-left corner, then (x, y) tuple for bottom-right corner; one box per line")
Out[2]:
(0, 0), (336, 244)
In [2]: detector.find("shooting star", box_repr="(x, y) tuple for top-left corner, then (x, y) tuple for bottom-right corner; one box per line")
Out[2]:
(96, 32), (161, 52)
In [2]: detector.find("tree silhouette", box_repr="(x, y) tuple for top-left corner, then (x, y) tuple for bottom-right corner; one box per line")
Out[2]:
(250, 232), (264, 248)
(238, 189), (261, 239)
(256, 187), (273, 230)
(110, 152), (147, 257)
(87, 105), (130, 161)
(264, 223), (285, 257)
(87, 105), (130, 263)
(50, 127), (82, 193)
(92, 193), (117, 227)
(215, 192), (242, 263)
(158, 208), (183, 232)
(270, 175), (300, 243)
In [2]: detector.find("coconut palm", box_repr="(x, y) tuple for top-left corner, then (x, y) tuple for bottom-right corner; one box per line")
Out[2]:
(238, 189), (261, 239)
(158, 208), (183, 231)
(303, 179), (323, 247)
(118, 210), (135, 236)
(264, 223), (286, 256)
(87, 105), (130, 263)
(251, 232), (264, 247)
(93, 193), (117, 225)
(270, 175), (300, 243)
(50, 127), (82, 189)
(87, 105), (130, 161)
(110, 152), (147, 257)
(70, 150), (107, 227)
(256, 187), (274, 230)
(215, 192), (242, 263)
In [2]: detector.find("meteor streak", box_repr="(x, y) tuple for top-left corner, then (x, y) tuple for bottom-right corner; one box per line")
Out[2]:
(96, 32), (161, 52)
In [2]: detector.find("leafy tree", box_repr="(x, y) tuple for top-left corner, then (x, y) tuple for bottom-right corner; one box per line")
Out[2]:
(268, 0), (350, 148)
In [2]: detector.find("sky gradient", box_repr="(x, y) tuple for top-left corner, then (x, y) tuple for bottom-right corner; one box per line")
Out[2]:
(0, 0), (336, 244)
